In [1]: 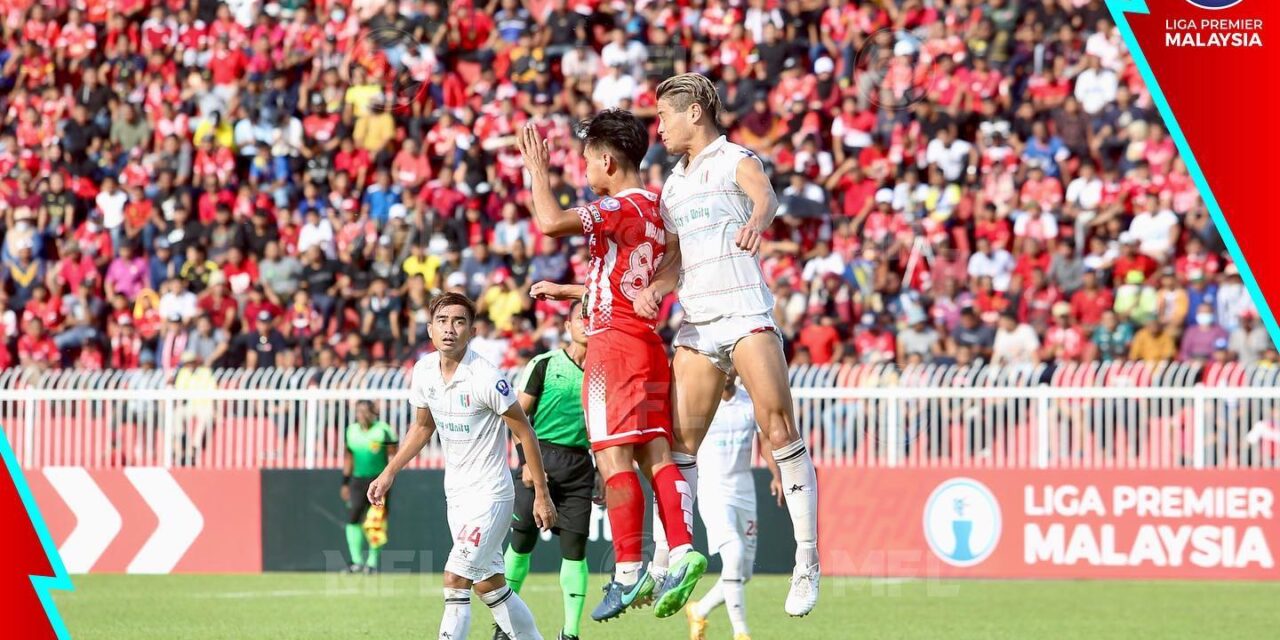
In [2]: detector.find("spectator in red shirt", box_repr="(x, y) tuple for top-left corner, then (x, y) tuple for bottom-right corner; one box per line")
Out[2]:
(1070, 269), (1115, 330)
(197, 272), (238, 331)
(17, 317), (59, 369)
(1042, 302), (1088, 362)
(1112, 233), (1158, 285)
(797, 316), (843, 365)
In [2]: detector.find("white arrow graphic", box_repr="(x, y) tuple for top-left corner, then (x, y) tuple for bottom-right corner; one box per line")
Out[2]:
(43, 467), (122, 574)
(124, 468), (205, 574)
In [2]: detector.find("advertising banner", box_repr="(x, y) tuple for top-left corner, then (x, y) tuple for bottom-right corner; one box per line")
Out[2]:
(819, 468), (1279, 579)
(26, 469), (261, 574)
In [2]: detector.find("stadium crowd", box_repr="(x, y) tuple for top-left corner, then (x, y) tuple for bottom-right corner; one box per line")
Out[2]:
(0, 0), (1273, 375)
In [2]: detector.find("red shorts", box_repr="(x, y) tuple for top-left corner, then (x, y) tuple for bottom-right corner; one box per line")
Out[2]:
(583, 329), (673, 452)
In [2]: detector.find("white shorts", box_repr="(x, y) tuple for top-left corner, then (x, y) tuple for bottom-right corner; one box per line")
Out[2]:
(697, 495), (758, 560)
(673, 312), (780, 374)
(445, 496), (512, 583)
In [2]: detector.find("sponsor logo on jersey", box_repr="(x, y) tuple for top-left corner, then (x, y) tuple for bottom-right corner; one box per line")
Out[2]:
(599, 196), (621, 211)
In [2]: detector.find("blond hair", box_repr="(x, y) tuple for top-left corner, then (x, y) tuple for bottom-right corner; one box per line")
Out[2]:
(656, 73), (722, 125)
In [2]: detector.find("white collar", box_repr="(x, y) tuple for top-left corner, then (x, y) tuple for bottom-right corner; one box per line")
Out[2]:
(675, 135), (728, 177)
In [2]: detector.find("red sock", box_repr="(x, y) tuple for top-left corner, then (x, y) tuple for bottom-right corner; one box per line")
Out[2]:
(605, 471), (644, 564)
(652, 464), (694, 550)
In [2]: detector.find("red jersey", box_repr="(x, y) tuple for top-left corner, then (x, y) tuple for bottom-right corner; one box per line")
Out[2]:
(574, 190), (666, 337)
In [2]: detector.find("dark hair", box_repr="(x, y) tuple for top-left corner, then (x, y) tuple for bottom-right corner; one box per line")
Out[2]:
(578, 109), (649, 172)
(429, 292), (476, 322)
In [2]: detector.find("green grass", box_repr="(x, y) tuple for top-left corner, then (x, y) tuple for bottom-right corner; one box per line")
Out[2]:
(54, 573), (1280, 639)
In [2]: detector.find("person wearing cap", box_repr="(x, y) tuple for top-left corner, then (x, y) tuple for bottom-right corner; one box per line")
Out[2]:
(1041, 301), (1086, 362)
(1229, 309), (1269, 367)
(235, 309), (290, 369)
(173, 349), (217, 466)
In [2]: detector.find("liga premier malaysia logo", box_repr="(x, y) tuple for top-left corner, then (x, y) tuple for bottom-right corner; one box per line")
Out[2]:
(923, 478), (1002, 567)
(1186, 0), (1245, 9)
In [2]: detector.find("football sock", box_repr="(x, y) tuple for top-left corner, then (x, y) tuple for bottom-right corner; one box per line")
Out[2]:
(614, 561), (643, 587)
(671, 451), (699, 499)
(365, 546), (380, 569)
(652, 464), (694, 563)
(694, 581), (725, 618)
(505, 546), (531, 594)
(724, 578), (749, 635)
(440, 588), (471, 640)
(650, 501), (669, 582)
(481, 585), (542, 640)
(605, 471), (645, 569)
(773, 438), (820, 567)
(344, 524), (364, 566)
(560, 558), (588, 636)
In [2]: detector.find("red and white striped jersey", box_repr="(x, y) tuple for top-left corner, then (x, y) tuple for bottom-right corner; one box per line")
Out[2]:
(573, 189), (666, 337)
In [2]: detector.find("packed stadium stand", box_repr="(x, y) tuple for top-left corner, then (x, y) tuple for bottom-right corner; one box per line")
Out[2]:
(0, 1), (1271, 387)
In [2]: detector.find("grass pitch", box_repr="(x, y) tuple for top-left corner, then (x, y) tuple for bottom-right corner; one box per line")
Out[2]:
(54, 573), (1280, 639)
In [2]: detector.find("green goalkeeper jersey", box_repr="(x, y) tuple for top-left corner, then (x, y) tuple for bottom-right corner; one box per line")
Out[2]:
(345, 420), (398, 478)
(517, 349), (589, 450)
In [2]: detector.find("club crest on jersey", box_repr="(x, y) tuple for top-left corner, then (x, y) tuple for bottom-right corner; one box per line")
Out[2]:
(459, 393), (471, 408)
(496, 379), (510, 396)
(600, 197), (621, 211)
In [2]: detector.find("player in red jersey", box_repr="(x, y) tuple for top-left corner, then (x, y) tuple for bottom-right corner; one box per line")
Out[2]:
(518, 111), (707, 622)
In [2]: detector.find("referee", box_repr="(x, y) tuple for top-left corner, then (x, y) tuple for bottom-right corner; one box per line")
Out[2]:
(499, 302), (594, 640)
(341, 400), (398, 574)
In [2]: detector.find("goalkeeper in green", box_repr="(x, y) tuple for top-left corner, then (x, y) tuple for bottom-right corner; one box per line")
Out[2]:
(341, 400), (398, 574)
(498, 302), (594, 640)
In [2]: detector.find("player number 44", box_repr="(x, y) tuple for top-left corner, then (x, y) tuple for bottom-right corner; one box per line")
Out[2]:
(456, 525), (482, 547)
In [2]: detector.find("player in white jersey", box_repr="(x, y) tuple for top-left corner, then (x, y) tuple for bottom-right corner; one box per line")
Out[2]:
(369, 292), (557, 640)
(686, 372), (783, 640)
(637, 72), (821, 616)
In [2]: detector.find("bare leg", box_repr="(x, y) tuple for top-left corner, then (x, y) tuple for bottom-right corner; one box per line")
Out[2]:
(654, 348), (724, 580)
(671, 347), (728, 456)
(731, 331), (820, 616)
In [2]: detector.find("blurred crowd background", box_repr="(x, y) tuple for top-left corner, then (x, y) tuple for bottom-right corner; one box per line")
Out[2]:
(0, 0), (1273, 377)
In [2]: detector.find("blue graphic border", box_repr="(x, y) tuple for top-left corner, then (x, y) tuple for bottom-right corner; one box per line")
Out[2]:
(1, 431), (72, 639)
(1107, 0), (1280, 349)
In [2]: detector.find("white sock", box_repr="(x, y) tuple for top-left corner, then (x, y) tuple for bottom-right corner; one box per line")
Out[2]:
(650, 501), (669, 581)
(615, 561), (642, 586)
(669, 542), (692, 566)
(694, 579), (724, 618)
(724, 578), (749, 635)
(480, 585), (542, 640)
(439, 588), (471, 640)
(672, 452), (699, 499)
(773, 438), (819, 567)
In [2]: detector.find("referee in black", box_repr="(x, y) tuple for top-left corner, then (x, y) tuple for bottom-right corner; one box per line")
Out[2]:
(497, 301), (594, 640)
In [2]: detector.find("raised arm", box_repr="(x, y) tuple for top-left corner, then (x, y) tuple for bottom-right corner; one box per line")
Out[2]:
(518, 125), (583, 237)
(734, 154), (779, 256)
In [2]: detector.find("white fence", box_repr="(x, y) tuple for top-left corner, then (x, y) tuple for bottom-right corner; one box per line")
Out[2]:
(2, 362), (1280, 470)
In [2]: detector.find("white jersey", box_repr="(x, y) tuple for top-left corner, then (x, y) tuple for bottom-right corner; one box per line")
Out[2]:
(697, 387), (758, 510)
(660, 136), (775, 323)
(409, 347), (516, 502)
